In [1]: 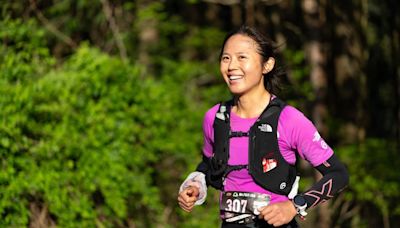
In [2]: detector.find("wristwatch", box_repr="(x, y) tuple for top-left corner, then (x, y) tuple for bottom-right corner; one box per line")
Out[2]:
(292, 194), (308, 220)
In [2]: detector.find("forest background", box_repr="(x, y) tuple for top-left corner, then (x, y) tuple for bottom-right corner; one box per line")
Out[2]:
(1, 0), (399, 227)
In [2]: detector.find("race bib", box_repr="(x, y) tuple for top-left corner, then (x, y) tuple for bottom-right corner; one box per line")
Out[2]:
(221, 191), (271, 218)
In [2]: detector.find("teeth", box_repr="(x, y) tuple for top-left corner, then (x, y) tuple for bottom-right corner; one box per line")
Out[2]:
(229, 76), (242, 80)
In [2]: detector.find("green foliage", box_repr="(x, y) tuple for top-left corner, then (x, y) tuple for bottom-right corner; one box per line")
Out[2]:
(0, 16), (55, 83)
(0, 44), (218, 227)
(281, 49), (313, 103)
(338, 139), (400, 220)
(0, 4), (227, 227)
(182, 27), (226, 60)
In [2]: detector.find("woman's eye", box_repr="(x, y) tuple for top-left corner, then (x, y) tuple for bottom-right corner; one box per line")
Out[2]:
(239, 55), (247, 59)
(221, 56), (229, 61)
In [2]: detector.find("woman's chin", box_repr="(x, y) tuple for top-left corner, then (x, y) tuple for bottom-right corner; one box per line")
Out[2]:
(229, 90), (244, 96)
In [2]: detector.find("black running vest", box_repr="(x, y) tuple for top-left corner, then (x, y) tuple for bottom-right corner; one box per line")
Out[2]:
(196, 98), (297, 195)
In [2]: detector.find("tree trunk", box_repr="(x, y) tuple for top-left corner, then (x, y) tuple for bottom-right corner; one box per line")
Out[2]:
(231, 2), (242, 27)
(136, 0), (159, 73)
(245, 0), (255, 26)
(302, 0), (331, 227)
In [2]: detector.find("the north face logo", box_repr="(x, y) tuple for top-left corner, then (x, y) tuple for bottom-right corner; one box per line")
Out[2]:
(258, 124), (272, 132)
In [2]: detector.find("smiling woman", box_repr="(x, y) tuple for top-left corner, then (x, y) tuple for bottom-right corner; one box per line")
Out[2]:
(219, 34), (273, 102)
(219, 30), (278, 104)
(177, 25), (349, 228)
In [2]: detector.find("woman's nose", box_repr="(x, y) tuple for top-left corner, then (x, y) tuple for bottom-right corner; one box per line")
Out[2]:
(228, 57), (238, 70)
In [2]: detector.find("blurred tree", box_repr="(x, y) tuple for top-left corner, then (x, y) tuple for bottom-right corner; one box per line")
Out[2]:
(301, 0), (332, 227)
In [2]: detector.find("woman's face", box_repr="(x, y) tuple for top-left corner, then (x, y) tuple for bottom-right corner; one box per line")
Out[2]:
(220, 34), (269, 96)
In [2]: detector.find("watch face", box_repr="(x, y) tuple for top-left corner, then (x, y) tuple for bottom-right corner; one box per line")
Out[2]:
(294, 195), (306, 206)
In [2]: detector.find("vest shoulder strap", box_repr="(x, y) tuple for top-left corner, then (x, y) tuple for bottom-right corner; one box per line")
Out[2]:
(258, 97), (286, 121)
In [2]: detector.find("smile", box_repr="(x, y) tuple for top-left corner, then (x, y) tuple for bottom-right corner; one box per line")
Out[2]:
(228, 75), (243, 81)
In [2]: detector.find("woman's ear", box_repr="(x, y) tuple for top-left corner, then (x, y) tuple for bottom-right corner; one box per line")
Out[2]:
(262, 57), (275, 74)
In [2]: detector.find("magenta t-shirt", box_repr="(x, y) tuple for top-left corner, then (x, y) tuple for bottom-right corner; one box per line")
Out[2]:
(202, 102), (333, 204)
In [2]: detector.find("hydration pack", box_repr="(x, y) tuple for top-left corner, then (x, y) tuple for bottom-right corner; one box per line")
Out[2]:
(196, 98), (297, 195)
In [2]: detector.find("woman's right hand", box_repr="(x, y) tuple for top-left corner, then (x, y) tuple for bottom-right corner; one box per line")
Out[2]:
(177, 186), (200, 212)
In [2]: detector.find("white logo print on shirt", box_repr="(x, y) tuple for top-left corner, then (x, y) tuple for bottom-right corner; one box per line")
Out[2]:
(313, 132), (321, 142)
(313, 131), (328, 149)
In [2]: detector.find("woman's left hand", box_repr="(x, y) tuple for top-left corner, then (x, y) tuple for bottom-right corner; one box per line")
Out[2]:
(258, 200), (297, 227)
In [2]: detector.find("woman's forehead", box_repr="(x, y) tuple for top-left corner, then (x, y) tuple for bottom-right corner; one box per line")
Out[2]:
(223, 34), (259, 52)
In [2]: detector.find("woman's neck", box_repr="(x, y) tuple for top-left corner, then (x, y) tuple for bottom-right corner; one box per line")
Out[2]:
(232, 90), (271, 118)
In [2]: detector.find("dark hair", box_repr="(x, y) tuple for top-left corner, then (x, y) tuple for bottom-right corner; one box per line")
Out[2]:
(219, 25), (283, 94)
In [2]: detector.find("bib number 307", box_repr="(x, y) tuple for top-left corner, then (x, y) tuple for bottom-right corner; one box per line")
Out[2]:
(224, 199), (248, 213)
(221, 191), (270, 215)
